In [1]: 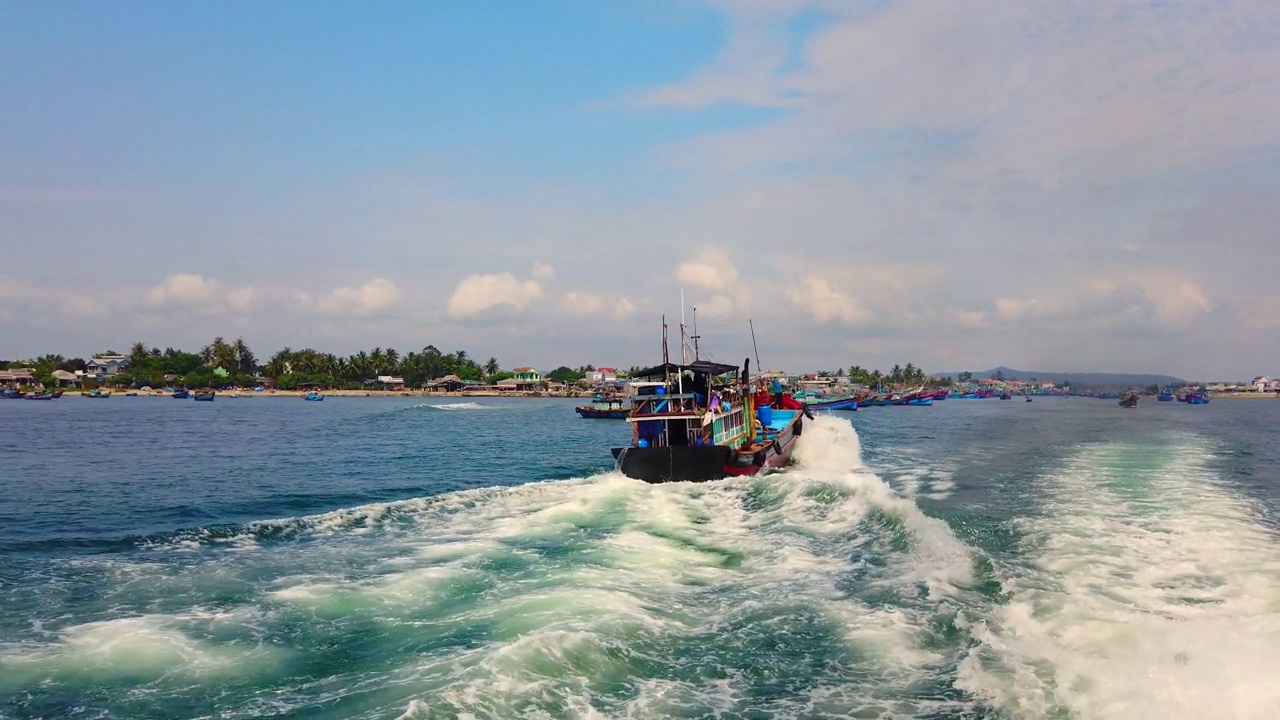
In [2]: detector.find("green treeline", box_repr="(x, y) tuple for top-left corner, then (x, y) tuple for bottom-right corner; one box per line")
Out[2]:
(5, 337), (512, 390)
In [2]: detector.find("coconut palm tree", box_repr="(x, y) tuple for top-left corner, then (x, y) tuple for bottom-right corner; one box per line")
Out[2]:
(484, 357), (500, 377)
(233, 337), (256, 374)
(128, 342), (150, 367)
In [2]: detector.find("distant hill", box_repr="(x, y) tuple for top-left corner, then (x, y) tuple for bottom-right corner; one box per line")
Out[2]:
(935, 366), (1185, 389)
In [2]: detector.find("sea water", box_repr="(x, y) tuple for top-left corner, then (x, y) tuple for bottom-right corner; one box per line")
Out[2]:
(1, 396), (1277, 719)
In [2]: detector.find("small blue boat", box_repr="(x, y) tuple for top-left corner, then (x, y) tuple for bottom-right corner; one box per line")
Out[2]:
(1158, 389), (1174, 401)
(304, 391), (324, 401)
(193, 390), (215, 401)
(172, 389), (190, 399)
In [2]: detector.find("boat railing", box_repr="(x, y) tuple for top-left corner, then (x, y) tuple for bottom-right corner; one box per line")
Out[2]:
(629, 393), (702, 417)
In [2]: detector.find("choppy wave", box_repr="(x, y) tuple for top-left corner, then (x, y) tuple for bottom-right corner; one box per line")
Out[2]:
(958, 434), (1280, 719)
(414, 401), (491, 411)
(0, 415), (994, 719)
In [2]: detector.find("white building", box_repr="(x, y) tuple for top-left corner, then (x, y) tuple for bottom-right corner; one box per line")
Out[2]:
(86, 355), (129, 378)
(584, 367), (618, 384)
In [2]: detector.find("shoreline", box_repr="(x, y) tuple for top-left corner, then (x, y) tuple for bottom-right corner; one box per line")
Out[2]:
(103, 389), (592, 399)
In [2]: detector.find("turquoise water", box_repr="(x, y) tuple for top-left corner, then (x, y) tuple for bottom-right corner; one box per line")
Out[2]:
(1, 396), (1278, 719)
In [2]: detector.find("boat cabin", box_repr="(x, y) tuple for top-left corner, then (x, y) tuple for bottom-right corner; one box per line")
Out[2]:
(624, 360), (764, 450)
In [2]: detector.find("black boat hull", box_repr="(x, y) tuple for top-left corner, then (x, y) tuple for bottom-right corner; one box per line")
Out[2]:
(611, 445), (734, 483)
(576, 407), (629, 419)
(611, 415), (803, 483)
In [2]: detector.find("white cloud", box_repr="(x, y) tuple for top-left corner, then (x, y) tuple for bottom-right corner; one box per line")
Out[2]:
(531, 261), (555, 282)
(557, 291), (605, 316)
(317, 278), (402, 317)
(447, 273), (544, 317)
(787, 275), (873, 325)
(995, 298), (1036, 321)
(676, 247), (750, 318)
(948, 309), (988, 329)
(226, 287), (257, 314)
(556, 291), (639, 321)
(144, 273), (222, 310)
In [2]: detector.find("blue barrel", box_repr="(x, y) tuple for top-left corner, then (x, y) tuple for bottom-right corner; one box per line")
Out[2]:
(757, 405), (773, 426)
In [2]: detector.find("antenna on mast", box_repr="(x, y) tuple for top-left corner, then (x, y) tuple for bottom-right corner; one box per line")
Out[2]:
(691, 306), (700, 361)
(678, 290), (687, 396)
(661, 314), (669, 369)
(679, 289), (690, 365)
(749, 318), (762, 373)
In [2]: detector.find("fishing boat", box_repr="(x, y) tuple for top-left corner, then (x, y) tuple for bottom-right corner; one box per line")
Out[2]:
(192, 390), (216, 401)
(1, 389), (27, 399)
(172, 389), (190, 399)
(25, 392), (55, 400)
(610, 312), (808, 483)
(1119, 391), (1139, 408)
(1025, 396), (1033, 402)
(999, 392), (1012, 400)
(82, 388), (111, 399)
(798, 394), (858, 411)
(1185, 391), (1210, 405)
(304, 391), (324, 401)
(575, 394), (629, 419)
(612, 359), (807, 483)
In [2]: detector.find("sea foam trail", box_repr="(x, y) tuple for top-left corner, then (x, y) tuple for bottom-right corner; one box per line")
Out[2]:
(959, 435), (1280, 719)
(269, 416), (983, 717)
(4, 416), (989, 719)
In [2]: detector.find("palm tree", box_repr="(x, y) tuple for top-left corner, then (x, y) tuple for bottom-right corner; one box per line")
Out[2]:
(128, 342), (150, 367)
(233, 337), (256, 374)
(889, 364), (903, 386)
(264, 349), (291, 378)
(484, 357), (500, 376)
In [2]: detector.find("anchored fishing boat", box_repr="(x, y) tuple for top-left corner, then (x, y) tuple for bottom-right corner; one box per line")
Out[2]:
(610, 312), (808, 483)
(192, 390), (216, 401)
(575, 394), (629, 419)
(798, 393), (859, 411)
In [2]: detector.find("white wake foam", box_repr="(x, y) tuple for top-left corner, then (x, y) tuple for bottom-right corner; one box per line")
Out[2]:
(419, 402), (489, 411)
(959, 436), (1280, 719)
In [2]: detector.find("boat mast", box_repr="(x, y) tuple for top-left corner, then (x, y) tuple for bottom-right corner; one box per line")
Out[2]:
(678, 289), (687, 397)
(691, 306), (700, 361)
(662, 314), (669, 385)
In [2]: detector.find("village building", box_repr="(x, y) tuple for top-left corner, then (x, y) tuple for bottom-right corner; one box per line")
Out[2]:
(584, 367), (618, 384)
(511, 367), (541, 383)
(496, 377), (539, 392)
(51, 369), (79, 387)
(85, 355), (129, 378)
(367, 375), (406, 391)
(0, 368), (36, 386)
(425, 374), (468, 392)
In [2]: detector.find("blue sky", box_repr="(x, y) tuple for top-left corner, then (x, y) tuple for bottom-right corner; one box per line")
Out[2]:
(3, 1), (1280, 379)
